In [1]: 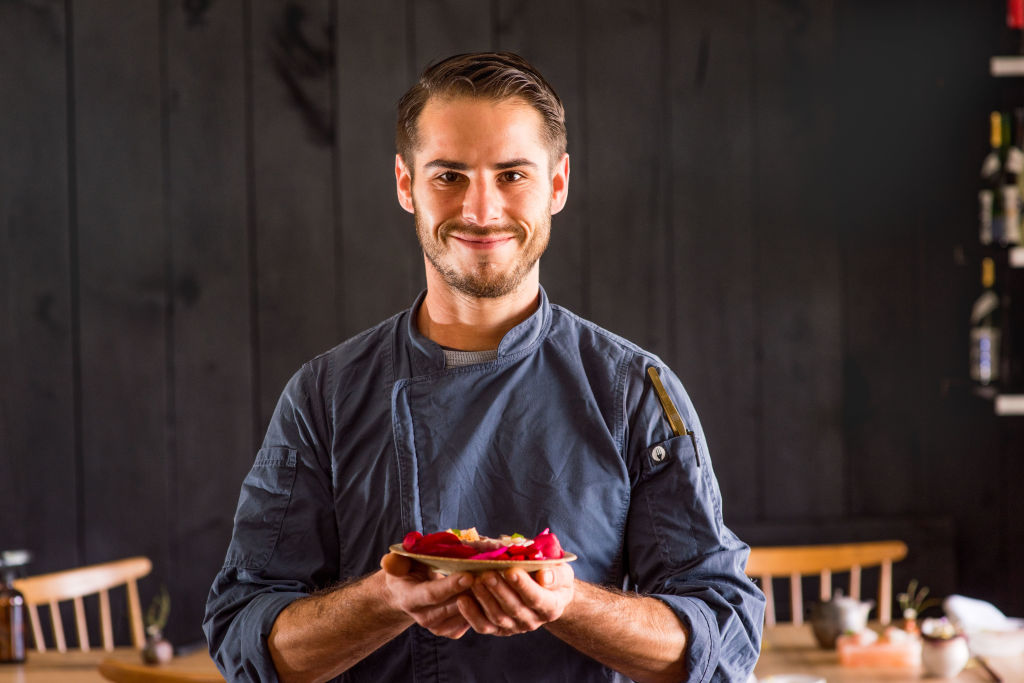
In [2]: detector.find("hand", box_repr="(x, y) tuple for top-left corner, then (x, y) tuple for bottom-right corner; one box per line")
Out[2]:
(379, 552), (474, 639)
(457, 562), (575, 636)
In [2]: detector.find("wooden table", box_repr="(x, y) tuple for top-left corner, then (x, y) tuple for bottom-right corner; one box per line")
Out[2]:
(0, 648), (222, 682)
(756, 624), (1024, 681)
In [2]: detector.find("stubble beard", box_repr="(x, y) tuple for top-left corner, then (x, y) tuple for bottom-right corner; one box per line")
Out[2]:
(415, 211), (550, 299)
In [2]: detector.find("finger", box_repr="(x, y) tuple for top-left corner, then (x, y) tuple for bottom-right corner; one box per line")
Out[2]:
(412, 571), (473, 606)
(457, 592), (500, 636)
(501, 568), (547, 606)
(430, 612), (471, 640)
(413, 596), (464, 625)
(473, 574), (526, 631)
(380, 552), (412, 576)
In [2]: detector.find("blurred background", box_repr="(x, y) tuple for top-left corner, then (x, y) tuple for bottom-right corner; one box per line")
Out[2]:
(2, 0), (1023, 648)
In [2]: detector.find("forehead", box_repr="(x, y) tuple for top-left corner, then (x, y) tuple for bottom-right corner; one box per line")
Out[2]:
(414, 96), (547, 166)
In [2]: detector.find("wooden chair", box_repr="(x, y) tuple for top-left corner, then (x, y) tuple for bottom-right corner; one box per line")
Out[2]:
(13, 556), (152, 653)
(746, 540), (908, 627)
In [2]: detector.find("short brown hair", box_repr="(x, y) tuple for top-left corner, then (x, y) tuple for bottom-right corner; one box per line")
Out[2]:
(396, 51), (567, 168)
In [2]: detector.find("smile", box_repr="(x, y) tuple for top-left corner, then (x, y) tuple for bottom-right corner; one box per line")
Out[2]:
(449, 234), (517, 250)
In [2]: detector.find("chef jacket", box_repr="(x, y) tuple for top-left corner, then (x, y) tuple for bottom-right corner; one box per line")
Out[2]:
(204, 287), (764, 682)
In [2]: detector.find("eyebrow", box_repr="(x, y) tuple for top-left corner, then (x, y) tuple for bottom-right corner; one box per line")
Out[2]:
(422, 158), (538, 171)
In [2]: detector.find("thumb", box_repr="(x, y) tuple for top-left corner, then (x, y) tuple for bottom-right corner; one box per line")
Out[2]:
(381, 552), (413, 577)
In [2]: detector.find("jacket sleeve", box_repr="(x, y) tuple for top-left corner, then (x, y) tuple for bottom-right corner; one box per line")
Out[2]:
(622, 354), (765, 683)
(203, 363), (339, 682)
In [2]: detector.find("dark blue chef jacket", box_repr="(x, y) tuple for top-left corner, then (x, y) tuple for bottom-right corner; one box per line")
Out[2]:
(204, 288), (764, 682)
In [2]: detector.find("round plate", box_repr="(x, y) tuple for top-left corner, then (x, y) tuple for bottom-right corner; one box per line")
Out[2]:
(389, 544), (577, 575)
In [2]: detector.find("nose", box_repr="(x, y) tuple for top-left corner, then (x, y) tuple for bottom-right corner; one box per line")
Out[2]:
(461, 177), (503, 226)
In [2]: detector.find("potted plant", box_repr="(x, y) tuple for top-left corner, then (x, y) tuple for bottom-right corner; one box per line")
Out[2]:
(897, 579), (940, 635)
(141, 586), (173, 664)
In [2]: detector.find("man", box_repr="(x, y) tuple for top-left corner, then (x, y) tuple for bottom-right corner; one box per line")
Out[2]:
(205, 52), (764, 682)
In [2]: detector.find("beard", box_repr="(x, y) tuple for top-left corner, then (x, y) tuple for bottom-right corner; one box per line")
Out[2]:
(415, 211), (550, 299)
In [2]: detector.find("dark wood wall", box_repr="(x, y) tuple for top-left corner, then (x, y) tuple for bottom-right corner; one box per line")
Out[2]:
(2, 0), (1022, 646)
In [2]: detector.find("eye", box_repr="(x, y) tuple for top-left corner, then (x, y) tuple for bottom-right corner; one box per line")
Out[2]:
(500, 170), (525, 183)
(436, 170), (462, 183)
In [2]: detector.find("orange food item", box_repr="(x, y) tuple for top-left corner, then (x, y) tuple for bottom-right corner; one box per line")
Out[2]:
(836, 629), (922, 668)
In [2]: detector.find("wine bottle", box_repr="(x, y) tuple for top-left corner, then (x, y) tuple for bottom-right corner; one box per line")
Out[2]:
(0, 565), (25, 663)
(970, 257), (1002, 386)
(1007, 0), (1024, 53)
(1010, 0), (1024, 30)
(980, 112), (1003, 245)
(1003, 112), (1023, 246)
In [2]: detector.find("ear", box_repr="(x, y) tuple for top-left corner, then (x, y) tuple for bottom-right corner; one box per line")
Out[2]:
(550, 153), (570, 215)
(395, 154), (415, 214)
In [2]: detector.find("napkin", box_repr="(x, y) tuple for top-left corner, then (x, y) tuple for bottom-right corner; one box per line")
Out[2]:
(942, 594), (1011, 631)
(943, 594), (1024, 657)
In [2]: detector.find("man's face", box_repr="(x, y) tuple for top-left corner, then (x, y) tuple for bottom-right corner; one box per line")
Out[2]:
(396, 96), (569, 299)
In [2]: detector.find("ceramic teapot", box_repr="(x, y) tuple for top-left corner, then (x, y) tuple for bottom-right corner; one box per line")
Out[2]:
(809, 591), (874, 649)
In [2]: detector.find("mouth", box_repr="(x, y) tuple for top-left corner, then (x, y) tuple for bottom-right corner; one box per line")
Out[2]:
(448, 233), (517, 250)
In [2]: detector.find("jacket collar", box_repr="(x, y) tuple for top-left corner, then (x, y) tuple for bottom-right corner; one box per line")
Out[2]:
(403, 286), (552, 376)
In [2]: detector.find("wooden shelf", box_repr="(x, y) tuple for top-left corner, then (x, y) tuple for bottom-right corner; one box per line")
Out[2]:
(991, 56), (1024, 76)
(995, 394), (1024, 415)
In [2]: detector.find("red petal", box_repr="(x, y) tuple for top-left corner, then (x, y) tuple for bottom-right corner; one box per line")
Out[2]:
(402, 531), (423, 551)
(470, 547), (511, 560)
(531, 531), (564, 559)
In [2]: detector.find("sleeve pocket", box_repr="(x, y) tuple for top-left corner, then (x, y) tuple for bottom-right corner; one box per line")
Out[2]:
(224, 446), (298, 571)
(637, 434), (723, 571)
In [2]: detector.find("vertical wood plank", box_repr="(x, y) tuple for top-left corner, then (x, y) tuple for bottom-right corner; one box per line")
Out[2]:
(164, 0), (254, 645)
(755, 0), (844, 518)
(496, 1), (587, 315)
(0, 0), (79, 572)
(581, 0), (669, 353)
(836, 3), (929, 519)
(72, 0), (170, 585)
(72, 596), (89, 651)
(335, 0), (419, 338)
(250, 0), (337, 425)
(411, 0), (492, 67)
(666, 0), (759, 518)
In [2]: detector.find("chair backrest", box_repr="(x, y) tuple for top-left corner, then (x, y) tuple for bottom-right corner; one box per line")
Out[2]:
(745, 540), (908, 627)
(13, 556), (152, 653)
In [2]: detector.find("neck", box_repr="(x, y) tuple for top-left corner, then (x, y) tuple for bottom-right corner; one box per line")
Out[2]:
(417, 263), (540, 351)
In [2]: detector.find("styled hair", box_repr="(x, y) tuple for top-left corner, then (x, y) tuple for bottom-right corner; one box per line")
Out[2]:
(396, 51), (567, 168)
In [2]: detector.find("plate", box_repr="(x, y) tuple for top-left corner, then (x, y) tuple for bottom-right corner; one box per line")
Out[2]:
(388, 544), (577, 575)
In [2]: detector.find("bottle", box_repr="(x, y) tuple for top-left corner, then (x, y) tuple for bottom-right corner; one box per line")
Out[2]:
(1010, 0), (1024, 31)
(1007, 0), (1024, 53)
(1003, 112), (1023, 246)
(970, 257), (1002, 386)
(0, 564), (26, 664)
(980, 112), (1003, 245)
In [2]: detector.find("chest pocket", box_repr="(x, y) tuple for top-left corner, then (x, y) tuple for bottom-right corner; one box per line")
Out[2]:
(224, 446), (297, 570)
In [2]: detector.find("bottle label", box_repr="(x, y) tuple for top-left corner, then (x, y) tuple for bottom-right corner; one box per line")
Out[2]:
(1007, 147), (1024, 175)
(980, 190), (994, 245)
(1004, 185), (1023, 245)
(971, 327), (1002, 385)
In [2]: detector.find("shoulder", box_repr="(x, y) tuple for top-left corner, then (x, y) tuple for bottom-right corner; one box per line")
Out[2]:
(548, 303), (664, 369)
(289, 310), (404, 398)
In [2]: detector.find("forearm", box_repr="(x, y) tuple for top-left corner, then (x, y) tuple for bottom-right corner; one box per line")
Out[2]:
(546, 580), (689, 683)
(268, 571), (411, 683)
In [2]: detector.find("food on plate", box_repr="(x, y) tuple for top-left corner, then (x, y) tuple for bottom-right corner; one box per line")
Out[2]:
(401, 527), (565, 561)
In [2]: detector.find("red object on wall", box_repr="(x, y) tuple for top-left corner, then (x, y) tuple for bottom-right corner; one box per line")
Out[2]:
(1010, 0), (1024, 30)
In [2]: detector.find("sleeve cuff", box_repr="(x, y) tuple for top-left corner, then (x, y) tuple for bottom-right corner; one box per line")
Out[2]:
(238, 591), (306, 680)
(652, 594), (720, 683)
